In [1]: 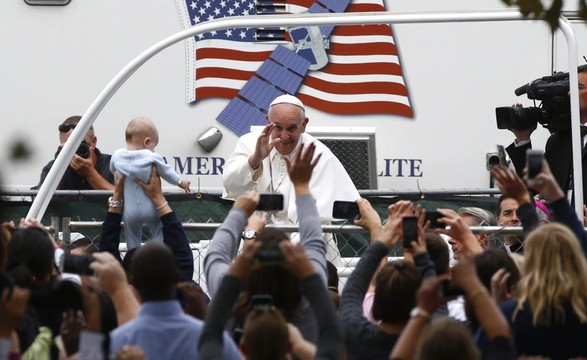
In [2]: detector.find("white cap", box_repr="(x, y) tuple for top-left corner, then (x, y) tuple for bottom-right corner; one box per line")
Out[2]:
(269, 94), (305, 111)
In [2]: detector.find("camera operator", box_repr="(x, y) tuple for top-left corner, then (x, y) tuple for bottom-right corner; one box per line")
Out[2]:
(32, 116), (114, 191)
(504, 66), (587, 206)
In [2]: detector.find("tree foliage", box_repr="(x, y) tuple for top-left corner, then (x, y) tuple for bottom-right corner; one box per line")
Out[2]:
(502, 0), (587, 31)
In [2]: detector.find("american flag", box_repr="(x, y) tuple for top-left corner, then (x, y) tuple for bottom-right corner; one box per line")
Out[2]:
(176, 0), (413, 118)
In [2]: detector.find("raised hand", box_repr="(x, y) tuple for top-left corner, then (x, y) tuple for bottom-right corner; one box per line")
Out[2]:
(490, 166), (531, 205)
(436, 208), (483, 256)
(525, 159), (565, 201)
(249, 123), (281, 169)
(233, 190), (260, 218)
(285, 143), (321, 196)
(279, 241), (315, 279)
(354, 198), (383, 242)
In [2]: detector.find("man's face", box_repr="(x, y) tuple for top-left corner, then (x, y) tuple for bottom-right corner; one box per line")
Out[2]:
(497, 198), (520, 226)
(59, 124), (96, 149)
(267, 104), (308, 156)
(448, 214), (487, 261)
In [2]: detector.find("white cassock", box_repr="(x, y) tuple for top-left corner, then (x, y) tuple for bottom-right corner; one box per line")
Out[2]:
(223, 131), (360, 265)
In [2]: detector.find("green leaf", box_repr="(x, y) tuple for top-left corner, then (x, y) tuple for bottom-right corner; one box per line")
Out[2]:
(10, 140), (32, 161)
(544, 0), (562, 32)
(517, 0), (544, 17)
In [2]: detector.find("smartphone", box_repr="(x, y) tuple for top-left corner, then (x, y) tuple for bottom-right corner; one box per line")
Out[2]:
(526, 149), (543, 179)
(257, 194), (284, 211)
(497, 145), (508, 167)
(425, 211), (444, 229)
(402, 216), (418, 248)
(441, 279), (464, 297)
(332, 200), (360, 220)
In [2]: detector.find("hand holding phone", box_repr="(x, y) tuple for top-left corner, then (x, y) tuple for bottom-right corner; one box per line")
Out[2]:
(402, 216), (418, 248)
(257, 194), (284, 211)
(424, 211), (444, 229)
(526, 149), (543, 179)
(440, 279), (464, 297)
(332, 200), (360, 220)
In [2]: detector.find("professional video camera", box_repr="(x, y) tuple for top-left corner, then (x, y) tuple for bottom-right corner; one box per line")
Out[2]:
(495, 66), (587, 134)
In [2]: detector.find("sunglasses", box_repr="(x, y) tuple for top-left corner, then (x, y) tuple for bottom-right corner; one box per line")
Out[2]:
(58, 124), (77, 133)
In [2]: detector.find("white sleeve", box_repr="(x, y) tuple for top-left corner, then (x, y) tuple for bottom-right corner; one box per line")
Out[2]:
(223, 134), (262, 198)
(309, 146), (360, 220)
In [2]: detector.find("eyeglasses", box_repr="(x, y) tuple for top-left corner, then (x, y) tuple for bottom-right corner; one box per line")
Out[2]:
(58, 124), (77, 133)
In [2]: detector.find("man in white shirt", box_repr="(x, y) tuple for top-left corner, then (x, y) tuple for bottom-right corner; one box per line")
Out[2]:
(223, 94), (360, 264)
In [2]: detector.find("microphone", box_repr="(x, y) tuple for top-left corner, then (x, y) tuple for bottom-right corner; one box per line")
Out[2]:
(514, 83), (528, 96)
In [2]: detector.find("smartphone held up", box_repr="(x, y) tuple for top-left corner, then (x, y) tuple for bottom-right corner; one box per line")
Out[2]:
(402, 216), (418, 248)
(332, 200), (360, 220)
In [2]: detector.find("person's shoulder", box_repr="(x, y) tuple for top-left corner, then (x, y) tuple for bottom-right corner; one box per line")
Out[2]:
(240, 131), (261, 142)
(97, 147), (113, 159)
(109, 317), (138, 337)
(301, 133), (334, 155)
(499, 298), (519, 317)
(179, 312), (205, 328)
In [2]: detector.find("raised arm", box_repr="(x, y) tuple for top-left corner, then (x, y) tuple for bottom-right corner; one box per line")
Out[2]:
(98, 175), (125, 262)
(137, 166), (194, 281)
(285, 143), (327, 282)
(280, 241), (343, 360)
(491, 165), (539, 235)
(199, 241), (261, 360)
(204, 191), (260, 297)
(528, 159), (587, 253)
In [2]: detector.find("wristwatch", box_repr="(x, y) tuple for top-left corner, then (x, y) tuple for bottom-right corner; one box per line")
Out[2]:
(241, 228), (257, 240)
(108, 196), (123, 208)
(410, 307), (431, 321)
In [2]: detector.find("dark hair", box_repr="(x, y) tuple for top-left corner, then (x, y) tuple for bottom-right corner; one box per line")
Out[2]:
(496, 194), (515, 217)
(475, 249), (520, 292)
(326, 260), (339, 292)
(372, 260), (420, 324)
(0, 225), (9, 271)
(130, 242), (178, 301)
(7, 227), (55, 286)
(122, 247), (139, 283)
(241, 308), (290, 360)
(424, 233), (449, 275)
(465, 249), (522, 328)
(234, 228), (301, 331)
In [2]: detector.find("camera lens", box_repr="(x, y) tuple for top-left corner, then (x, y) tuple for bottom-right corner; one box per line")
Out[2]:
(486, 154), (500, 169)
(76, 141), (90, 159)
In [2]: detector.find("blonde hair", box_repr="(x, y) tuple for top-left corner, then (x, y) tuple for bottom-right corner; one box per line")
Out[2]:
(515, 223), (587, 326)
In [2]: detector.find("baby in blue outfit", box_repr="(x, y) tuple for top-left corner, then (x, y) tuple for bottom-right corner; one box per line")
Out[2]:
(110, 117), (190, 248)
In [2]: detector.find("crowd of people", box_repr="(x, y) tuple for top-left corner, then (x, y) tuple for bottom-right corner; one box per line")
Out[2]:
(3, 93), (587, 359)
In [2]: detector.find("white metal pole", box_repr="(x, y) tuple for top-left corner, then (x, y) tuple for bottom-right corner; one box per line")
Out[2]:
(558, 17), (582, 219)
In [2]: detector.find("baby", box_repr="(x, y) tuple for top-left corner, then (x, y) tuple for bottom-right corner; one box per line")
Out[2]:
(110, 117), (190, 249)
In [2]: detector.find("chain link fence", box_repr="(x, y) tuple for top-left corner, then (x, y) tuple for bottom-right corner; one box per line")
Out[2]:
(1, 188), (531, 294)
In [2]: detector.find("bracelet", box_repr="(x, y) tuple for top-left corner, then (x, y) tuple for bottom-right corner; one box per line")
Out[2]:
(156, 201), (168, 210)
(467, 287), (489, 301)
(108, 196), (123, 208)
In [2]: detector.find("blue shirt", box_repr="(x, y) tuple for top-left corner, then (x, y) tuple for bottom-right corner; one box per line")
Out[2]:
(110, 300), (241, 360)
